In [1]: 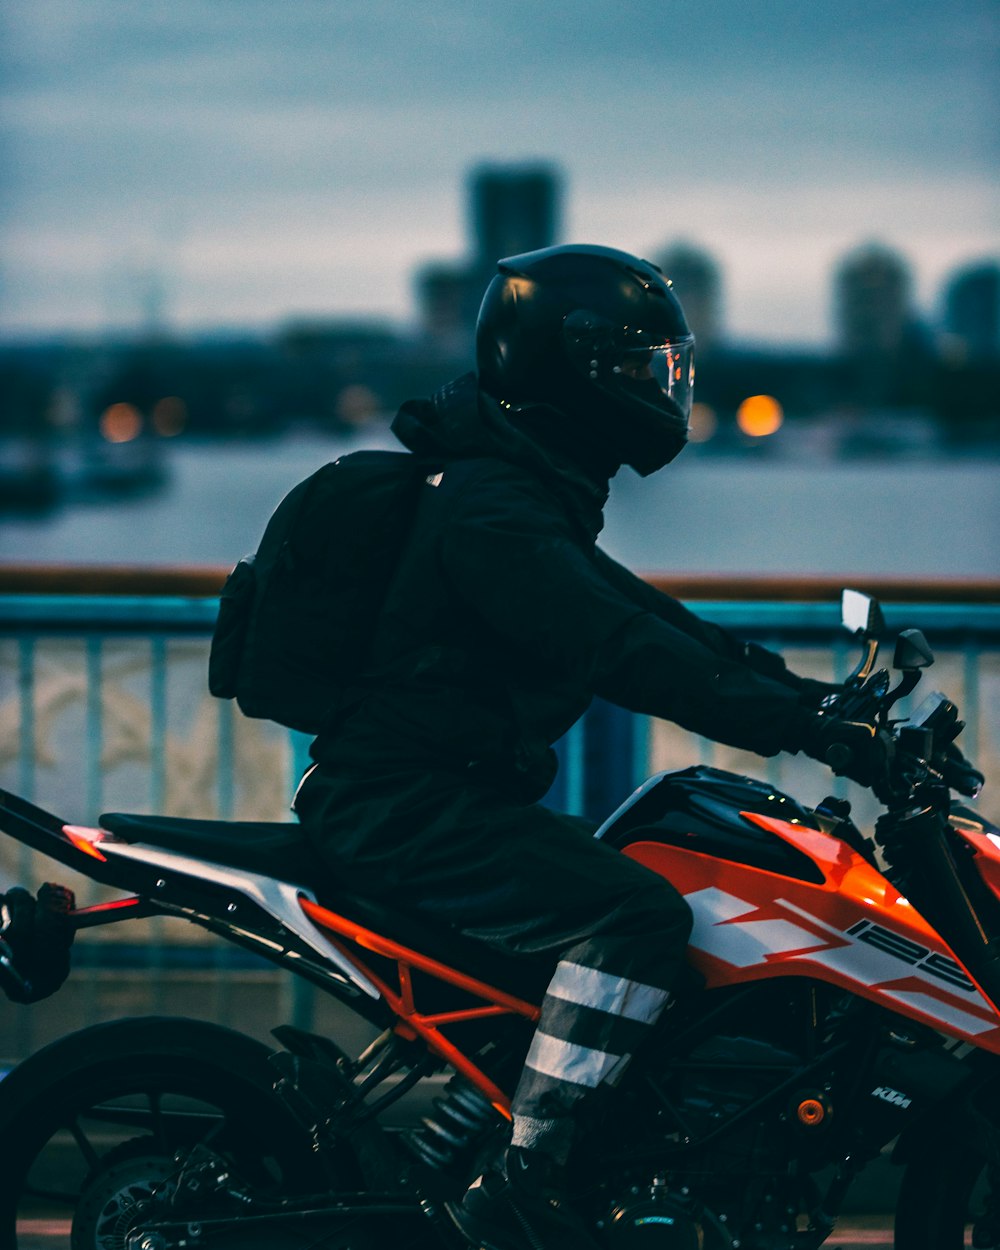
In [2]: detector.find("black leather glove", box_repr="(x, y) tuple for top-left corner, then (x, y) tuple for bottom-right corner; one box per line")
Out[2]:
(795, 677), (845, 710)
(802, 713), (894, 792)
(940, 741), (985, 797)
(0, 883), (76, 1004)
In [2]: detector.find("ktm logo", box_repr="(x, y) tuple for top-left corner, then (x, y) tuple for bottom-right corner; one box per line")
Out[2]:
(871, 1085), (912, 1109)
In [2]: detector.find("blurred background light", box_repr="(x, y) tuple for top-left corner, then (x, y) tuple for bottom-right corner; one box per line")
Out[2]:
(736, 394), (784, 438)
(688, 402), (718, 443)
(151, 396), (188, 437)
(98, 403), (143, 443)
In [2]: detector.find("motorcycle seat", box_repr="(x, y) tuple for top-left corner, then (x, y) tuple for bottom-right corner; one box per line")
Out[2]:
(96, 812), (702, 1004)
(99, 811), (330, 888)
(98, 810), (552, 998)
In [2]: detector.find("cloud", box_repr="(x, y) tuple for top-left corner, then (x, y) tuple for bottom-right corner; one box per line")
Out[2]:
(1, 0), (997, 338)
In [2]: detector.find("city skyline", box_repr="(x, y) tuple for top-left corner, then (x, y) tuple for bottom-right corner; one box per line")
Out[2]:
(2, 1), (997, 345)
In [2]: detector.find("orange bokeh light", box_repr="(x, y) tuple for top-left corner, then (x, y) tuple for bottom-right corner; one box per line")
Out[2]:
(736, 394), (784, 438)
(99, 402), (143, 443)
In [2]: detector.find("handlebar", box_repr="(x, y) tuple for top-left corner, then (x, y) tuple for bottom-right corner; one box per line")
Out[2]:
(822, 649), (984, 808)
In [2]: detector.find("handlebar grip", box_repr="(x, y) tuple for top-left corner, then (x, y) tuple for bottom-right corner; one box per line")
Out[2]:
(946, 760), (985, 799)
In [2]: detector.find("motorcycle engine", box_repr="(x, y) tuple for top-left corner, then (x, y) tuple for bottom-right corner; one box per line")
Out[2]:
(601, 1182), (732, 1247)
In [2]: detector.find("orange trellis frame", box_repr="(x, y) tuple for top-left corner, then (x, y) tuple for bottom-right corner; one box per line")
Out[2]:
(299, 896), (541, 1117)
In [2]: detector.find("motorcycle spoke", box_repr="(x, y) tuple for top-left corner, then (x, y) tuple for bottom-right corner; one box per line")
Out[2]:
(148, 1088), (168, 1153)
(69, 1115), (101, 1172)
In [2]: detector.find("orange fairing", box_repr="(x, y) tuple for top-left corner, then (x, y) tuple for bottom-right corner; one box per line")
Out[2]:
(950, 816), (1000, 906)
(300, 896), (539, 1117)
(622, 812), (1000, 1055)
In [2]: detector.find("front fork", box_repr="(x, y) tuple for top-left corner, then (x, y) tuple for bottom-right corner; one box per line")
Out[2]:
(876, 796), (1000, 1010)
(972, 1100), (1000, 1249)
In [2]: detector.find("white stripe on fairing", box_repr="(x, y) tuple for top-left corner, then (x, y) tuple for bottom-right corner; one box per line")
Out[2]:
(881, 990), (997, 1037)
(100, 841), (382, 998)
(691, 916), (830, 968)
(545, 961), (671, 1024)
(685, 886), (998, 1029)
(524, 1032), (625, 1088)
(685, 886), (758, 925)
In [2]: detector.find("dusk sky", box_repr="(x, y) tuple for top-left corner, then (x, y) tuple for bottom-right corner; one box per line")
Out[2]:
(2, 0), (997, 345)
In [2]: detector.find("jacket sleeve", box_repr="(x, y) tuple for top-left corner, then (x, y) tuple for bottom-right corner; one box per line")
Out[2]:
(592, 547), (814, 693)
(438, 469), (811, 757)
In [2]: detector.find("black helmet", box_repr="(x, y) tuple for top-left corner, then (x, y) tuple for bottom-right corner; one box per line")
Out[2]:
(476, 243), (695, 474)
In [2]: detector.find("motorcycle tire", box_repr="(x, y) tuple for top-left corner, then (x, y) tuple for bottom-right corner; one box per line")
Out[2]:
(893, 1107), (999, 1250)
(0, 1015), (374, 1250)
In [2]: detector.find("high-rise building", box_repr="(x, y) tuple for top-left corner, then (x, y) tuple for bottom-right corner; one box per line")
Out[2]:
(944, 261), (1000, 359)
(470, 163), (562, 272)
(417, 162), (563, 357)
(655, 243), (723, 357)
(833, 243), (912, 358)
(415, 262), (478, 356)
(833, 243), (920, 405)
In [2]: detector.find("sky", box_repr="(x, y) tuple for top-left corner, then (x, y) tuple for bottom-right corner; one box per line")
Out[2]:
(1, 0), (997, 346)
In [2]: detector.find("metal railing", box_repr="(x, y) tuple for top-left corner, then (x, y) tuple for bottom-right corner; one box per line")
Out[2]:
(1, 567), (998, 1061)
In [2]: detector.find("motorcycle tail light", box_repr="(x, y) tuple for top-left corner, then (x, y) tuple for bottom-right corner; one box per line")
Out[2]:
(62, 825), (109, 862)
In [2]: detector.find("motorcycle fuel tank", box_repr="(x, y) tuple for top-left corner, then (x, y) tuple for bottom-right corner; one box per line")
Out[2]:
(598, 765), (825, 883)
(598, 767), (1000, 1054)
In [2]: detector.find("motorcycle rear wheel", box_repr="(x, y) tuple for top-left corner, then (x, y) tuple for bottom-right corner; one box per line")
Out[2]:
(0, 1016), (393, 1250)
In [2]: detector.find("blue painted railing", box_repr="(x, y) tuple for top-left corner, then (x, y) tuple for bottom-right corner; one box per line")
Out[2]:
(3, 590), (998, 825)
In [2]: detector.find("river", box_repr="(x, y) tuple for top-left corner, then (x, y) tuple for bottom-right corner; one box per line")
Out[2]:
(1, 430), (998, 578)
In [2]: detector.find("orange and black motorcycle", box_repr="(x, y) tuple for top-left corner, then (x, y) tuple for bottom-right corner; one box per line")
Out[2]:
(0, 591), (997, 1250)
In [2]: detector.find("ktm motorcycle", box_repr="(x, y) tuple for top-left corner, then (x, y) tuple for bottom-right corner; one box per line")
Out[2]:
(0, 590), (997, 1250)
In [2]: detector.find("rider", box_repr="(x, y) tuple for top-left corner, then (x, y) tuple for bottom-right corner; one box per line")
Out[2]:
(293, 244), (886, 1250)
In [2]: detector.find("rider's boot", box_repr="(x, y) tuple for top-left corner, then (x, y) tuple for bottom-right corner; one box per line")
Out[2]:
(447, 1145), (602, 1250)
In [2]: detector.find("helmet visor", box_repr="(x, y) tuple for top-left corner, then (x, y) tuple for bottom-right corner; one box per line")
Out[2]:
(615, 336), (695, 422)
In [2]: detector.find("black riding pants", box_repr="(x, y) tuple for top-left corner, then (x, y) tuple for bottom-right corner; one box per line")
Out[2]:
(294, 765), (693, 1162)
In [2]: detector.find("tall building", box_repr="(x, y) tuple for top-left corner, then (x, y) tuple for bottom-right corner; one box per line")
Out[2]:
(833, 243), (912, 358)
(655, 242), (723, 357)
(833, 243), (917, 405)
(418, 162), (563, 357)
(415, 262), (477, 357)
(944, 261), (1000, 359)
(470, 163), (562, 272)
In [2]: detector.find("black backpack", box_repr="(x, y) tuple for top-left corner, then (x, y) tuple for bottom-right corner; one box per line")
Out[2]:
(208, 449), (432, 734)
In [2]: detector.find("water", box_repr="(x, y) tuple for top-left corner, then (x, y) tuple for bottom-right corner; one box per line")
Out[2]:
(1, 431), (998, 577)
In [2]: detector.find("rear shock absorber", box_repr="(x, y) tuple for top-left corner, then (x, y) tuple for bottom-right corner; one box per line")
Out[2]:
(406, 1074), (503, 1171)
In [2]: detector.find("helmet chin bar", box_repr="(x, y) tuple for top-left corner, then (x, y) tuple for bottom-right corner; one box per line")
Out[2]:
(625, 425), (688, 476)
(584, 372), (691, 477)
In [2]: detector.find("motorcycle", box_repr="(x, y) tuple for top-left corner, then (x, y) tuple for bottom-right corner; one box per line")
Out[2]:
(0, 590), (997, 1249)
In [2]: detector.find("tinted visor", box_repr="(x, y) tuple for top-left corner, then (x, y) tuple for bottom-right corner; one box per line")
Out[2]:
(615, 335), (695, 422)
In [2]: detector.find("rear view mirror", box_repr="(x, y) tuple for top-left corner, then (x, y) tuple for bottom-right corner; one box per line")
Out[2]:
(893, 628), (934, 672)
(841, 589), (885, 639)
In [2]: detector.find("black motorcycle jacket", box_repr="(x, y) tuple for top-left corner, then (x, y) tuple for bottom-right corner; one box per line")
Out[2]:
(310, 374), (817, 799)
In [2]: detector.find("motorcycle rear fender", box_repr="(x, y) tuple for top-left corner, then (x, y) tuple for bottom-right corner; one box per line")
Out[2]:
(0, 789), (132, 887)
(0, 788), (388, 1012)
